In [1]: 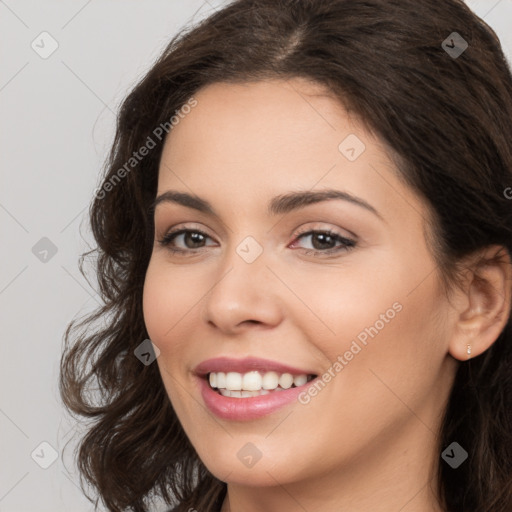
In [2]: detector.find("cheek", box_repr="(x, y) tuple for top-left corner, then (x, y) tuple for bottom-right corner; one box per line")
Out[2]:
(142, 268), (168, 344)
(280, 258), (405, 357)
(142, 259), (204, 344)
(142, 262), (198, 415)
(330, 273), (448, 420)
(297, 249), (445, 393)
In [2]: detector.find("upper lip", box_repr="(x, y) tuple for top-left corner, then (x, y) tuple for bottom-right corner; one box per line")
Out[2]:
(194, 357), (317, 377)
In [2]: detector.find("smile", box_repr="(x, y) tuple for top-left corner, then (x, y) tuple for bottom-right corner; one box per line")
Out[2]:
(208, 371), (315, 397)
(194, 357), (319, 420)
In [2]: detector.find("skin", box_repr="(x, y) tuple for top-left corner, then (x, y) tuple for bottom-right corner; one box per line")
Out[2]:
(142, 78), (511, 512)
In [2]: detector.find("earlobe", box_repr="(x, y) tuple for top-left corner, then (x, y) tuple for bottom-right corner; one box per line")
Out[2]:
(448, 245), (512, 361)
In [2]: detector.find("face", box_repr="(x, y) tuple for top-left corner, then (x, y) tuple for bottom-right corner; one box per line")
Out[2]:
(143, 78), (457, 490)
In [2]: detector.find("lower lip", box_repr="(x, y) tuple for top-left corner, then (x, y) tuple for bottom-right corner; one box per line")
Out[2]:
(198, 376), (314, 421)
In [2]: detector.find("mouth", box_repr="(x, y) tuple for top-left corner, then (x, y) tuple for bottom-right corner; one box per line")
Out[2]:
(194, 357), (319, 420)
(206, 370), (317, 398)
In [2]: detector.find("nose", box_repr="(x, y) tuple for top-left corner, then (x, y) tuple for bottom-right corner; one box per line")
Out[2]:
(200, 244), (284, 335)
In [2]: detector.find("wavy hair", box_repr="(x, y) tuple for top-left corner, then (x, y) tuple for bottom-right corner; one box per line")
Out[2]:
(60, 0), (512, 510)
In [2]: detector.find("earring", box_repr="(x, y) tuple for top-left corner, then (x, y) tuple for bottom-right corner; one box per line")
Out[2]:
(466, 344), (472, 359)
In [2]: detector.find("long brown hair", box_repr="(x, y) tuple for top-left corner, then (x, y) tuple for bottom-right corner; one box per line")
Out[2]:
(60, 1), (512, 510)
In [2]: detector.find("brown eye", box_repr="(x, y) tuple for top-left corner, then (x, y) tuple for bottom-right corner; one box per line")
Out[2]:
(290, 229), (356, 256)
(158, 229), (216, 253)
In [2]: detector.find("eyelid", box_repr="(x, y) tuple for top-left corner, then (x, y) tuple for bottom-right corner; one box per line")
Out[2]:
(154, 208), (230, 239)
(157, 222), (358, 259)
(289, 228), (356, 255)
(157, 224), (216, 248)
(157, 220), (355, 241)
(292, 222), (357, 242)
(156, 221), (213, 239)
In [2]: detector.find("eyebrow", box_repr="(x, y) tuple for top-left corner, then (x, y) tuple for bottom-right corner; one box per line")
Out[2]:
(150, 189), (384, 221)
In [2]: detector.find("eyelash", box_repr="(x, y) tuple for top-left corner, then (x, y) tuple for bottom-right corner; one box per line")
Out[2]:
(157, 227), (356, 257)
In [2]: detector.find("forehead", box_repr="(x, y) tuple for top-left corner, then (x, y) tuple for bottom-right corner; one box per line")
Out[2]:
(156, 79), (428, 230)
(161, 80), (381, 180)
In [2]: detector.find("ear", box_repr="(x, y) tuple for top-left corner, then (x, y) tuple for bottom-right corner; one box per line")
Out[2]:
(448, 245), (512, 361)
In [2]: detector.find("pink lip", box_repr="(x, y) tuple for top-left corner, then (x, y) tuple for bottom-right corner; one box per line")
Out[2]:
(197, 376), (315, 421)
(194, 356), (315, 377)
(194, 357), (318, 421)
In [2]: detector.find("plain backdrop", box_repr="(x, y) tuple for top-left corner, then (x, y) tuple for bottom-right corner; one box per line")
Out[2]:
(1, 1), (511, 511)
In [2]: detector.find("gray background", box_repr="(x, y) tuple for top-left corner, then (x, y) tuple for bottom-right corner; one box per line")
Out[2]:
(1, 1), (510, 511)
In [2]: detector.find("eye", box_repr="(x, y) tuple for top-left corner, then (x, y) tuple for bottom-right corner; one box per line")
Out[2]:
(157, 226), (357, 257)
(289, 229), (356, 256)
(158, 228), (216, 253)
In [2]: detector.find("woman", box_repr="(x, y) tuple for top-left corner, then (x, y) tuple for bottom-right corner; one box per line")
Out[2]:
(60, 0), (512, 511)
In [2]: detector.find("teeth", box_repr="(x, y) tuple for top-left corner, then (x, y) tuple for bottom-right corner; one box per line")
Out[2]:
(262, 371), (279, 390)
(219, 389), (270, 398)
(279, 373), (293, 389)
(216, 372), (226, 388)
(225, 372), (242, 390)
(208, 370), (313, 394)
(242, 371), (262, 391)
(293, 374), (307, 387)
